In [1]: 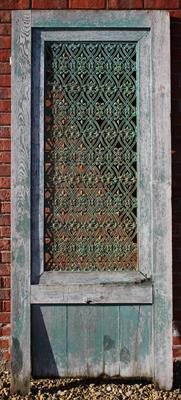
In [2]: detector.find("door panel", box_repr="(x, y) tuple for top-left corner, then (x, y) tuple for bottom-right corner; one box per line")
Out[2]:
(32, 305), (152, 378)
(11, 11), (172, 393)
(30, 23), (155, 380)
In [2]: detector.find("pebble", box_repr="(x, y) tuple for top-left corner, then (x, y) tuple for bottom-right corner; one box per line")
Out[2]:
(1, 363), (181, 399)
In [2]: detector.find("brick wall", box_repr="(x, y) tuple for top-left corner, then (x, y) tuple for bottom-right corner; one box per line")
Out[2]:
(0, 0), (181, 363)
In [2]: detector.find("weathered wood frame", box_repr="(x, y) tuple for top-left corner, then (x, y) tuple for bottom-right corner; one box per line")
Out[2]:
(11, 10), (172, 393)
(31, 26), (152, 303)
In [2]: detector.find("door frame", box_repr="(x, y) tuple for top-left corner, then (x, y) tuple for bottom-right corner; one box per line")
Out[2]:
(11, 10), (172, 393)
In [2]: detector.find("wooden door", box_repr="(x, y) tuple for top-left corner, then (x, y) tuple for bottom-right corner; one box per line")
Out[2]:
(11, 11), (172, 394)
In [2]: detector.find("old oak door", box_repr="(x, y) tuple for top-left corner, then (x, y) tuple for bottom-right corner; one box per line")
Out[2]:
(11, 11), (172, 393)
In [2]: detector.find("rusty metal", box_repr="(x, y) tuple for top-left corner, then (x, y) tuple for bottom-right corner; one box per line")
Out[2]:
(44, 41), (137, 271)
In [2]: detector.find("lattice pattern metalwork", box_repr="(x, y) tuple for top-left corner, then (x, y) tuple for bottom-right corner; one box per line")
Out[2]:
(44, 41), (138, 271)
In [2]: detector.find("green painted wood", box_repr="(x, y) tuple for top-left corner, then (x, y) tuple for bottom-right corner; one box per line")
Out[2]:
(31, 28), (44, 283)
(103, 306), (120, 376)
(11, 10), (31, 394)
(67, 305), (104, 377)
(67, 305), (88, 376)
(119, 305), (152, 378)
(85, 306), (104, 377)
(151, 11), (172, 390)
(33, 26), (151, 282)
(31, 281), (153, 304)
(32, 10), (154, 29)
(31, 305), (152, 379)
(32, 305), (67, 377)
(11, 10), (172, 392)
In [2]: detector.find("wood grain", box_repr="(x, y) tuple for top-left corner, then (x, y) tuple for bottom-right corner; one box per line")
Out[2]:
(39, 271), (148, 285)
(10, 10), (172, 390)
(11, 10), (31, 394)
(32, 10), (152, 28)
(31, 304), (152, 379)
(31, 281), (153, 304)
(151, 11), (172, 390)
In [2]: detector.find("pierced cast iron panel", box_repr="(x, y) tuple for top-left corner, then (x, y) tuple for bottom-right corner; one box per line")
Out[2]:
(44, 41), (138, 271)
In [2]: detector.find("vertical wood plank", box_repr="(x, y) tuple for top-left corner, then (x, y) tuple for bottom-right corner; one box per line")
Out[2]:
(67, 306), (104, 377)
(86, 306), (103, 377)
(32, 305), (67, 377)
(119, 305), (152, 378)
(31, 30), (42, 283)
(67, 305), (88, 376)
(138, 33), (152, 278)
(103, 306), (120, 376)
(151, 11), (172, 390)
(31, 304), (152, 378)
(11, 10), (31, 394)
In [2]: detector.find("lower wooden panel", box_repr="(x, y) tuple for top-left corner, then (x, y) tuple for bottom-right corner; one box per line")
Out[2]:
(31, 305), (153, 379)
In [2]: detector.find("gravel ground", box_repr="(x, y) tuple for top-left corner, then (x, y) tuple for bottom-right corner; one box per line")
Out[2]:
(1, 363), (181, 399)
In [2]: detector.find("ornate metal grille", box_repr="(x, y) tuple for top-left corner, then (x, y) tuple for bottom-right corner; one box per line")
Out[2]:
(44, 41), (138, 271)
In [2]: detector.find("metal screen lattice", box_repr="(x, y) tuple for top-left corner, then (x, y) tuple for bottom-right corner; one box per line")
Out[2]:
(44, 41), (138, 271)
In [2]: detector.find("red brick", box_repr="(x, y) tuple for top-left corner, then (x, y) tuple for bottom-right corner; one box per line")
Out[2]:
(0, 88), (11, 99)
(1, 203), (10, 213)
(0, 152), (11, 163)
(69, 0), (105, 8)
(0, 324), (10, 336)
(170, 10), (181, 18)
(0, 24), (11, 36)
(0, 226), (10, 237)
(108, 0), (142, 8)
(0, 100), (11, 114)
(0, 289), (10, 300)
(0, 313), (10, 323)
(32, 0), (68, 8)
(0, 0), (30, 9)
(0, 214), (10, 224)
(0, 75), (11, 87)
(0, 276), (10, 287)
(0, 127), (10, 138)
(0, 178), (10, 189)
(0, 165), (10, 176)
(0, 140), (10, 151)
(1, 252), (10, 263)
(0, 264), (10, 275)
(0, 240), (10, 251)
(144, 0), (179, 8)
(0, 301), (10, 312)
(0, 113), (11, 125)
(0, 62), (11, 74)
(0, 36), (11, 49)
(0, 338), (9, 348)
(0, 12), (11, 23)
(0, 49), (10, 62)
(173, 336), (181, 346)
(0, 190), (10, 201)
(173, 347), (181, 358)
(2, 350), (10, 361)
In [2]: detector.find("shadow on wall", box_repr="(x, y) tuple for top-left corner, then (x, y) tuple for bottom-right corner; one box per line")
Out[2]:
(171, 17), (181, 365)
